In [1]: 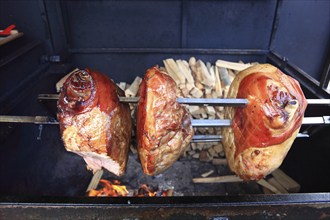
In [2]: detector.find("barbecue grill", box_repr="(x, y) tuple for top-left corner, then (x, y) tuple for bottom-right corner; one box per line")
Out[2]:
(1, 0), (330, 219)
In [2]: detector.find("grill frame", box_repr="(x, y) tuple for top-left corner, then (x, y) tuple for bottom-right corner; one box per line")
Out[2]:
(1, 193), (330, 219)
(1, 0), (330, 217)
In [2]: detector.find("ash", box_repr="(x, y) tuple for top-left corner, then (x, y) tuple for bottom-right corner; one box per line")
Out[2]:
(102, 153), (262, 196)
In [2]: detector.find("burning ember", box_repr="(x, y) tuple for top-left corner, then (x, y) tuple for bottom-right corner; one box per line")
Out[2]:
(134, 184), (174, 197)
(87, 179), (174, 197)
(135, 184), (157, 197)
(87, 179), (128, 197)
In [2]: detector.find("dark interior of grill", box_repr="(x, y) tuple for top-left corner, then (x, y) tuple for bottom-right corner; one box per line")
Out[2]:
(0, 1), (330, 217)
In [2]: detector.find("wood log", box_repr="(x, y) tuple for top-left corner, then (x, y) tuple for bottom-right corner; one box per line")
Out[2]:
(190, 143), (197, 150)
(86, 169), (104, 192)
(207, 147), (217, 158)
(117, 82), (126, 91)
(262, 186), (274, 194)
(267, 177), (289, 194)
(125, 76), (142, 97)
(192, 175), (242, 183)
(181, 87), (190, 97)
(196, 143), (204, 151)
(176, 59), (195, 86)
(188, 57), (197, 72)
(206, 106), (216, 116)
(201, 170), (214, 178)
(213, 143), (224, 154)
(188, 150), (196, 156)
(208, 64), (216, 88)
(201, 112), (208, 119)
(271, 169), (300, 193)
(166, 188), (174, 196)
(257, 179), (282, 194)
(190, 87), (203, 98)
(163, 59), (182, 85)
(218, 67), (231, 87)
(186, 83), (195, 92)
(195, 81), (204, 90)
(196, 60), (215, 87)
(212, 158), (227, 165)
(188, 105), (200, 115)
(192, 152), (200, 159)
(205, 88), (212, 95)
(130, 144), (137, 154)
(166, 58), (187, 85)
(214, 66), (223, 97)
(227, 69), (236, 82)
(199, 150), (211, 162)
(216, 59), (252, 71)
(216, 111), (224, 119)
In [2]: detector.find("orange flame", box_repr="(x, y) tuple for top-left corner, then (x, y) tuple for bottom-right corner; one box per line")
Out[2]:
(135, 184), (157, 197)
(135, 184), (173, 197)
(87, 179), (128, 197)
(87, 179), (174, 197)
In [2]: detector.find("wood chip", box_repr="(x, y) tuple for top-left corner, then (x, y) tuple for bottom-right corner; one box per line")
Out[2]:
(181, 87), (190, 96)
(216, 59), (252, 71)
(163, 58), (183, 85)
(188, 150), (196, 156)
(130, 144), (137, 154)
(201, 170), (214, 178)
(206, 106), (216, 116)
(214, 66), (223, 97)
(196, 143), (204, 151)
(218, 67), (231, 87)
(118, 82), (126, 91)
(257, 179), (281, 194)
(213, 143), (224, 154)
(186, 83), (195, 92)
(212, 158), (227, 165)
(125, 76), (142, 97)
(188, 106), (199, 114)
(86, 169), (104, 192)
(267, 177), (289, 194)
(192, 153), (200, 159)
(207, 147), (217, 157)
(271, 169), (300, 193)
(199, 150), (211, 162)
(176, 59), (194, 84)
(196, 60), (215, 87)
(190, 143), (197, 151)
(190, 87), (203, 98)
(193, 175), (242, 183)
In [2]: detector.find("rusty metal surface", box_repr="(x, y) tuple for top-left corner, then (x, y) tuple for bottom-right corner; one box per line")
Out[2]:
(1, 201), (330, 220)
(1, 193), (330, 220)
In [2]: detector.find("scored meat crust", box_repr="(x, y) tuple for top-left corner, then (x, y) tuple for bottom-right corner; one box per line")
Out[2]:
(222, 64), (307, 180)
(57, 69), (132, 176)
(137, 66), (194, 176)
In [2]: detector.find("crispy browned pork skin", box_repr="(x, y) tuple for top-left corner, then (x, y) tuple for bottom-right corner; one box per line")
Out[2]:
(137, 66), (194, 176)
(222, 64), (307, 180)
(57, 69), (132, 176)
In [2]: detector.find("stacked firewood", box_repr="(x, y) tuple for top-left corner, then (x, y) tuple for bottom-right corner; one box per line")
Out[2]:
(122, 57), (257, 162)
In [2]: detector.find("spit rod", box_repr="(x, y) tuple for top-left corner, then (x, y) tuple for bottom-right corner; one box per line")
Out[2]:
(190, 133), (309, 143)
(0, 115), (311, 141)
(37, 94), (330, 106)
(1, 115), (329, 126)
